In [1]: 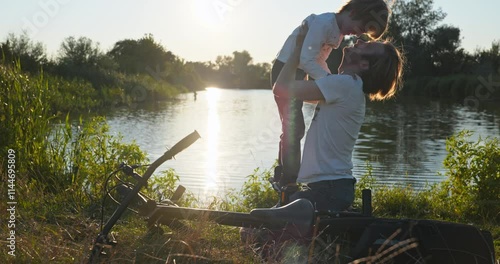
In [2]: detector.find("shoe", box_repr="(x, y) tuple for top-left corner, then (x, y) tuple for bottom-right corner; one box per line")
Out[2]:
(269, 165), (283, 192)
(269, 179), (281, 192)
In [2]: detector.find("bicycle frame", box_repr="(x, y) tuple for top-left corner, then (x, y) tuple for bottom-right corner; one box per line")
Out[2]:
(88, 130), (201, 263)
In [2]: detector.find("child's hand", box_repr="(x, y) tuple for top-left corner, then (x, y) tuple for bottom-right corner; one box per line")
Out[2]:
(295, 21), (309, 48)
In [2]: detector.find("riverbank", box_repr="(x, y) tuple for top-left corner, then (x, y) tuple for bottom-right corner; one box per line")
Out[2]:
(1, 164), (498, 263)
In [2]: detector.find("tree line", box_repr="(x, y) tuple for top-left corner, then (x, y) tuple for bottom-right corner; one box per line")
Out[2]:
(1, 31), (273, 110)
(1, 31), (272, 113)
(1, 0), (499, 113)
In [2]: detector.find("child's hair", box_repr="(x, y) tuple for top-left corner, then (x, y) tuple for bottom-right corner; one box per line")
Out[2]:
(360, 41), (405, 101)
(338, 0), (390, 39)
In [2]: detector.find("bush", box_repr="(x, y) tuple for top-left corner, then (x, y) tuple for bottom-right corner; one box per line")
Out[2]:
(46, 75), (99, 113)
(239, 167), (279, 210)
(122, 73), (184, 104)
(47, 116), (148, 206)
(442, 130), (500, 222)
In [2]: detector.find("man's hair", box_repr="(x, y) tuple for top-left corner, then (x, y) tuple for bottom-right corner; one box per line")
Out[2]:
(338, 0), (390, 39)
(360, 41), (404, 101)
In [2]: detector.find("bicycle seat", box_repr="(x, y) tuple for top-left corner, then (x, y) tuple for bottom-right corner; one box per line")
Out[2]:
(249, 198), (314, 237)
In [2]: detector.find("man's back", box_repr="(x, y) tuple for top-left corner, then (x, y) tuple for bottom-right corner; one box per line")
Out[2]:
(298, 74), (365, 183)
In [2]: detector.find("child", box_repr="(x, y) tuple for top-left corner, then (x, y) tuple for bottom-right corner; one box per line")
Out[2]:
(271, 0), (390, 204)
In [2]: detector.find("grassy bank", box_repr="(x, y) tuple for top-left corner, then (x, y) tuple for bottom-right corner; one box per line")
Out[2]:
(0, 156), (498, 263)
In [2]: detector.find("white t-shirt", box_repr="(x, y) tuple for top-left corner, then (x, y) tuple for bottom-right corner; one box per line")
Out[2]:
(275, 13), (344, 80)
(297, 74), (365, 183)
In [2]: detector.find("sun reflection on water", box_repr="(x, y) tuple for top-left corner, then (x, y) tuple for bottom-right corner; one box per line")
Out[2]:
(204, 87), (221, 193)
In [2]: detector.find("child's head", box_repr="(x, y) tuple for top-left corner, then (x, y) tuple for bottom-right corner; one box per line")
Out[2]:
(338, 0), (390, 39)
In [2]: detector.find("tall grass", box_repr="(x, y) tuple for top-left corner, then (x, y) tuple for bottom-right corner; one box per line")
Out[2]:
(0, 63), (52, 169)
(1, 63), (148, 214)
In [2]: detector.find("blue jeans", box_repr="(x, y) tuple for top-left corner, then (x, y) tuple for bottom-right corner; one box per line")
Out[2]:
(290, 179), (356, 212)
(271, 60), (307, 186)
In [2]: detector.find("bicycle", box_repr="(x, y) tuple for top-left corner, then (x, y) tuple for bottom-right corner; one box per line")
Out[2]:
(88, 131), (496, 264)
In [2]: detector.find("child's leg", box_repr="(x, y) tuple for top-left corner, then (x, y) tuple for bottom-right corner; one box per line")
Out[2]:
(271, 60), (285, 184)
(279, 98), (305, 186)
(271, 60), (307, 186)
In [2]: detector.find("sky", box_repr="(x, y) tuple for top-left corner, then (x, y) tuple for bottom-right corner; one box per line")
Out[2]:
(2, 0), (500, 64)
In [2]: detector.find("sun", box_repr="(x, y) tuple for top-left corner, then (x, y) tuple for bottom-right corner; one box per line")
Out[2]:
(189, 0), (228, 32)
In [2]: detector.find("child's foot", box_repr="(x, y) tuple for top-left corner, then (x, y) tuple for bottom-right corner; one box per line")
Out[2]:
(269, 165), (283, 192)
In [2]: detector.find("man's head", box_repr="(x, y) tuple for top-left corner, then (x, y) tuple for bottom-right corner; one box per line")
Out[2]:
(338, 0), (390, 39)
(340, 39), (404, 101)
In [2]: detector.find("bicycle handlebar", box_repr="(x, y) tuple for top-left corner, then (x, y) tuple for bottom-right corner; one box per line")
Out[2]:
(167, 130), (201, 158)
(89, 130), (201, 263)
(143, 130), (201, 178)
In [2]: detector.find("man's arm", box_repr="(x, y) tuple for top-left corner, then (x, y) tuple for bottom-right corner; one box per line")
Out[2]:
(273, 23), (325, 102)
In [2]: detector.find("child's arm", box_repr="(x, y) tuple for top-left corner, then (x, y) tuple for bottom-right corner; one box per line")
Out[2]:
(299, 17), (331, 80)
(274, 23), (325, 102)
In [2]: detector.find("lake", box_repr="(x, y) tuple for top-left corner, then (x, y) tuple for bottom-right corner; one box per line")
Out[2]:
(106, 88), (500, 197)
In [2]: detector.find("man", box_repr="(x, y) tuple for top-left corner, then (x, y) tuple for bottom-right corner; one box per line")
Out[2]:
(273, 22), (404, 211)
(270, 0), (391, 205)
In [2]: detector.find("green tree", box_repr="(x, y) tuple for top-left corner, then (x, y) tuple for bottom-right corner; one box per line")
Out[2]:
(247, 62), (271, 88)
(55, 36), (119, 101)
(108, 34), (175, 75)
(214, 54), (232, 71)
(232, 50), (253, 87)
(1, 32), (47, 73)
(388, 0), (446, 45)
(108, 34), (195, 95)
(187, 61), (218, 87)
(164, 58), (205, 91)
(213, 54), (235, 86)
(387, 0), (446, 77)
(207, 50), (270, 88)
(428, 25), (465, 75)
(474, 40), (500, 75)
(58, 36), (103, 67)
